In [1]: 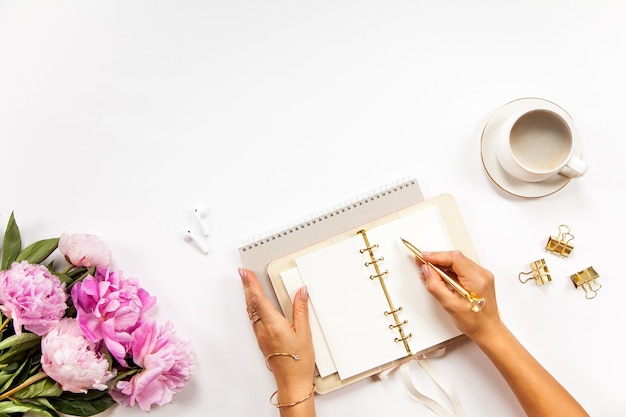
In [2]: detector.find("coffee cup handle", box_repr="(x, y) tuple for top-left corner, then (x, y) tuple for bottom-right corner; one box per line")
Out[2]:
(559, 155), (588, 178)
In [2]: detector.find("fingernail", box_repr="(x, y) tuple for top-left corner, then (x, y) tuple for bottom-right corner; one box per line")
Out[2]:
(300, 285), (309, 300)
(420, 264), (429, 280)
(238, 268), (248, 283)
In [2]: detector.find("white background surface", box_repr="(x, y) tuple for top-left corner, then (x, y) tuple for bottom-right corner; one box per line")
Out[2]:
(1, 1), (624, 416)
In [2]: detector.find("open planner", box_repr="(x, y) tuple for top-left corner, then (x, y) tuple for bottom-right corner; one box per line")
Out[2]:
(264, 191), (479, 394)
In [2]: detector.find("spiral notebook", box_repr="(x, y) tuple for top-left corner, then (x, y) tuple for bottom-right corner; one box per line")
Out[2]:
(238, 178), (426, 310)
(238, 179), (478, 394)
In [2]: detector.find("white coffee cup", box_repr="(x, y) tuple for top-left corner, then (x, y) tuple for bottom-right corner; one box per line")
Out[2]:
(495, 107), (587, 183)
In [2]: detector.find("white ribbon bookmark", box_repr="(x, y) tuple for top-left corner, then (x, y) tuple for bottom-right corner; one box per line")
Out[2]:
(376, 353), (467, 417)
(400, 358), (467, 417)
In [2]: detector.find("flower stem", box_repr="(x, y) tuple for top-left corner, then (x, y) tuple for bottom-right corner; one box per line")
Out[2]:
(0, 371), (48, 401)
(62, 265), (73, 274)
(0, 317), (10, 333)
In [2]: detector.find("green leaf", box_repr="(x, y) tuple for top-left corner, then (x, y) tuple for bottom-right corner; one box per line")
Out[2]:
(4, 398), (59, 417)
(1, 212), (21, 270)
(15, 238), (59, 265)
(0, 361), (20, 373)
(52, 272), (73, 285)
(54, 266), (93, 289)
(0, 357), (27, 393)
(32, 397), (54, 409)
(2, 338), (41, 361)
(67, 266), (89, 279)
(27, 398), (65, 417)
(0, 373), (11, 387)
(0, 332), (40, 351)
(13, 377), (61, 399)
(48, 390), (116, 416)
(23, 407), (59, 417)
(0, 333), (41, 364)
(0, 400), (32, 413)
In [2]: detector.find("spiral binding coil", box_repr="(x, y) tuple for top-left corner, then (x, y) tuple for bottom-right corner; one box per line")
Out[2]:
(239, 177), (418, 251)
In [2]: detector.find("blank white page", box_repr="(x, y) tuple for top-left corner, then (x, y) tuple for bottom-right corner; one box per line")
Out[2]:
(295, 205), (461, 380)
(281, 267), (338, 378)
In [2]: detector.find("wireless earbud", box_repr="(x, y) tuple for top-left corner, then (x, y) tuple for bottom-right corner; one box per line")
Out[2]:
(184, 229), (209, 254)
(194, 207), (211, 237)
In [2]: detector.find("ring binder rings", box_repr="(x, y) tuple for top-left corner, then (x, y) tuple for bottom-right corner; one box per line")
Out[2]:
(385, 306), (403, 316)
(358, 229), (412, 354)
(364, 256), (384, 267)
(545, 224), (575, 257)
(518, 259), (552, 285)
(570, 266), (601, 299)
(389, 320), (408, 329)
(395, 334), (414, 343)
(360, 244), (379, 253)
(370, 271), (389, 280)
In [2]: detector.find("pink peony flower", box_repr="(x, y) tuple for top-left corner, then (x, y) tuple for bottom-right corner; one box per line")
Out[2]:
(41, 318), (116, 393)
(58, 233), (112, 268)
(0, 261), (68, 336)
(110, 320), (195, 411)
(71, 266), (156, 366)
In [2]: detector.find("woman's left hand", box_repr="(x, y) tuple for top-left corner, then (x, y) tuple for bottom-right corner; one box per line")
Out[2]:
(240, 268), (315, 394)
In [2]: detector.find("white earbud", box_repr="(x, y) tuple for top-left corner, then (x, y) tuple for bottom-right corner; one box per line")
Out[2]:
(184, 229), (209, 254)
(194, 207), (211, 237)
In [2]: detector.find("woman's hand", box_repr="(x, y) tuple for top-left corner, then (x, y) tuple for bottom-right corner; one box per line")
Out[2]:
(418, 252), (589, 416)
(419, 251), (504, 343)
(239, 268), (316, 408)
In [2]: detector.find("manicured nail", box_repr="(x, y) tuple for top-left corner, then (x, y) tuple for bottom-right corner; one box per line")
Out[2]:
(420, 264), (429, 280)
(238, 268), (248, 283)
(300, 285), (309, 300)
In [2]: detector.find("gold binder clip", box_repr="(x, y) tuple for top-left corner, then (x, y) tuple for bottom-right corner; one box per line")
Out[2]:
(545, 224), (574, 257)
(570, 266), (601, 299)
(518, 259), (552, 285)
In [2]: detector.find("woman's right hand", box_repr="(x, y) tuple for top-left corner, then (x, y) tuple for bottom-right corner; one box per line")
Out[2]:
(419, 251), (589, 417)
(418, 250), (504, 343)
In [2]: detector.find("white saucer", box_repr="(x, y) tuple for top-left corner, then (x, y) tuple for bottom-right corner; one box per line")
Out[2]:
(480, 97), (582, 198)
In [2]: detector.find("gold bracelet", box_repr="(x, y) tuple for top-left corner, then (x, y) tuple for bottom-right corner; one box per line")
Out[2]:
(264, 352), (300, 372)
(269, 383), (316, 408)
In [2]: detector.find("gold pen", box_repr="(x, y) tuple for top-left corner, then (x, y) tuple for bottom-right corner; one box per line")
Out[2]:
(400, 238), (485, 313)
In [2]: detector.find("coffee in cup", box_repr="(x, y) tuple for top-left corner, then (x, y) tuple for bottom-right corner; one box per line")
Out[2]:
(495, 108), (587, 183)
